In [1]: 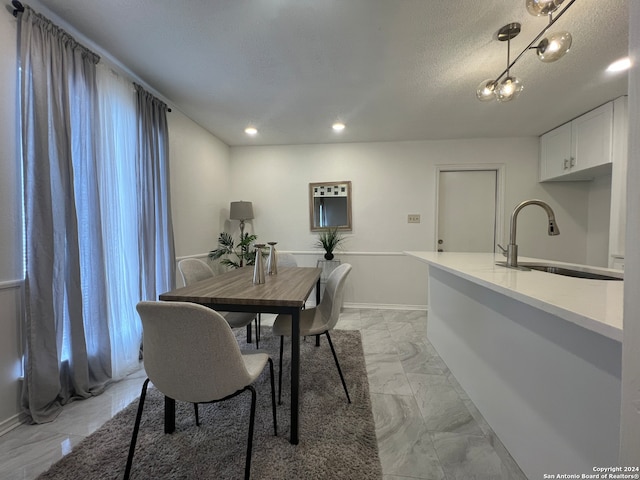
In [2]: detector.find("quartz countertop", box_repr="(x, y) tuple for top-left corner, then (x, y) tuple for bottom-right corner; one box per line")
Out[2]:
(404, 251), (623, 342)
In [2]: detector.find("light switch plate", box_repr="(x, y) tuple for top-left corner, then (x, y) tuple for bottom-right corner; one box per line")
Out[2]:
(408, 214), (421, 223)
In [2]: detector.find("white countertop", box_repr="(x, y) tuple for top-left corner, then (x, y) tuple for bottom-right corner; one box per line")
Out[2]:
(405, 251), (623, 342)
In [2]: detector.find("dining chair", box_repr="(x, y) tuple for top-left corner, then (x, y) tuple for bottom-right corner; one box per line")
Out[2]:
(178, 258), (260, 348)
(272, 263), (352, 404)
(277, 252), (298, 268)
(124, 301), (277, 480)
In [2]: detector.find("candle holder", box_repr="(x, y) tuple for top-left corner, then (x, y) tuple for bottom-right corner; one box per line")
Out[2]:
(267, 242), (278, 275)
(253, 244), (266, 284)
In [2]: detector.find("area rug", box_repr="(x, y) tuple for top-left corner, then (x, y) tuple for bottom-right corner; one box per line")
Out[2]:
(37, 329), (382, 479)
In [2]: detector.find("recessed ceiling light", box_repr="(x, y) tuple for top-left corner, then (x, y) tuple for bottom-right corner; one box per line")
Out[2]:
(332, 122), (345, 132)
(606, 57), (631, 73)
(244, 127), (258, 135)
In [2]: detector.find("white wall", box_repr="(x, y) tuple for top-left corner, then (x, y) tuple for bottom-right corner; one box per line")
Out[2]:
(230, 138), (596, 307)
(586, 173), (612, 267)
(0, 9), (25, 434)
(169, 110), (231, 258)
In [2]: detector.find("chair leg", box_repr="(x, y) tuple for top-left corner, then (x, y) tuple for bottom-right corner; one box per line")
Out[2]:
(278, 335), (284, 405)
(124, 378), (150, 480)
(194, 403), (200, 426)
(254, 317), (259, 349)
(268, 358), (278, 436)
(244, 386), (257, 480)
(325, 331), (351, 403)
(257, 313), (261, 342)
(246, 323), (252, 344)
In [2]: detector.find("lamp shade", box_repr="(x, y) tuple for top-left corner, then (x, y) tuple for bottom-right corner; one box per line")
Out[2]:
(536, 31), (572, 62)
(496, 76), (523, 102)
(229, 201), (254, 221)
(526, 0), (564, 16)
(476, 79), (497, 101)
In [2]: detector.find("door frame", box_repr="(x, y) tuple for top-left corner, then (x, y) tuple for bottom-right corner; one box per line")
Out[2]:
(434, 164), (506, 254)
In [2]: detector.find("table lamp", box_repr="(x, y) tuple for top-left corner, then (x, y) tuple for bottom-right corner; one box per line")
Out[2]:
(230, 201), (254, 266)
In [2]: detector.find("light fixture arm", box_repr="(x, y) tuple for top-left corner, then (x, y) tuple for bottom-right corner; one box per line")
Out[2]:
(492, 0), (576, 85)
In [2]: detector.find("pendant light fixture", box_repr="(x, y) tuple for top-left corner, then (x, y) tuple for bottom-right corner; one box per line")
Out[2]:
(476, 0), (575, 102)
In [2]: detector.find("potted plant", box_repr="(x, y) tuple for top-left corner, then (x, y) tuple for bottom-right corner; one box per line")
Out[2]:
(209, 232), (258, 268)
(315, 227), (345, 260)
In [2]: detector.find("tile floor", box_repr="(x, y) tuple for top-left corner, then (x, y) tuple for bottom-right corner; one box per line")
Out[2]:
(0, 308), (528, 480)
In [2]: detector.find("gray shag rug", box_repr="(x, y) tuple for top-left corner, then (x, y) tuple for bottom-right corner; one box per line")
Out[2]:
(37, 328), (382, 479)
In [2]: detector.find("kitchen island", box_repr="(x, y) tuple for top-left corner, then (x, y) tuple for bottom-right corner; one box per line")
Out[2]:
(405, 252), (623, 480)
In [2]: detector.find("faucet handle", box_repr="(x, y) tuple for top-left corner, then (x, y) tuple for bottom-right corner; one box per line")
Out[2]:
(496, 244), (507, 257)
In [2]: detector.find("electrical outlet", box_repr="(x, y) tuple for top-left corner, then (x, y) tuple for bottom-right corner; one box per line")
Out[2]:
(408, 214), (421, 224)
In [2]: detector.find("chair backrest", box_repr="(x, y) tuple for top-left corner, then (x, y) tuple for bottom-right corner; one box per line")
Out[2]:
(178, 258), (214, 286)
(136, 301), (254, 403)
(277, 253), (298, 267)
(317, 263), (352, 331)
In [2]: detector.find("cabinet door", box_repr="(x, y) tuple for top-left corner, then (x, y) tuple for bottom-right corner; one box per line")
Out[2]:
(540, 122), (571, 181)
(571, 101), (613, 172)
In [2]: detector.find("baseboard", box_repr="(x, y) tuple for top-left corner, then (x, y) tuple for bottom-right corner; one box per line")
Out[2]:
(0, 412), (27, 437)
(344, 302), (428, 311)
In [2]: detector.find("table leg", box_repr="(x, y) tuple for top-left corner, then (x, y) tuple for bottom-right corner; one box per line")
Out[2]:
(164, 396), (175, 434)
(316, 278), (321, 306)
(290, 308), (300, 444)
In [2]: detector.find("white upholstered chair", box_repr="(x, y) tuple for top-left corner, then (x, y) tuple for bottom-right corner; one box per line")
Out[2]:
(124, 301), (277, 480)
(272, 263), (352, 404)
(178, 258), (259, 347)
(276, 252), (298, 268)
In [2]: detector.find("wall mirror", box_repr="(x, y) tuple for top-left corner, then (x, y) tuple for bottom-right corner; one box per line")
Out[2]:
(309, 181), (352, 231)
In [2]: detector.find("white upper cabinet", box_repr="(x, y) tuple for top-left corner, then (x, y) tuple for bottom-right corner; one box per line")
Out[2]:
(539, 101), (615, 182)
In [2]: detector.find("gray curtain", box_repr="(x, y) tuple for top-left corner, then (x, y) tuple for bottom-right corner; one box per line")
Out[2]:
(19, 6), (111, 423)
(18, 9), (176, 423)
(135, 84), (176, 298)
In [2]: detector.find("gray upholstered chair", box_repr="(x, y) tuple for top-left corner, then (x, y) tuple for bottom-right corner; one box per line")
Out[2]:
(272, 263), (352, 404)
(178, 258), (259, 347)
(124, 301), (277, 480)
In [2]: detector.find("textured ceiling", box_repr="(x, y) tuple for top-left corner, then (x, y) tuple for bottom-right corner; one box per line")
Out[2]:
(29, 0), (629, 146)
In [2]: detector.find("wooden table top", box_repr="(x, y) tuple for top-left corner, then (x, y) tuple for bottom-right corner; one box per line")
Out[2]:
(159, 266), (322, 308)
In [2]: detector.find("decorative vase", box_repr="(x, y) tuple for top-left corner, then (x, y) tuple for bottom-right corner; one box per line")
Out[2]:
(267, 242), (278, 275)
(324, 252), (334, 260)
(253, 244), (266, 284)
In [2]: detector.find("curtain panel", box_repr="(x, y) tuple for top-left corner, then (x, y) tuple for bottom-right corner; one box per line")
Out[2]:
(18, 7), (175, 423)
(135, 84), (176, 299)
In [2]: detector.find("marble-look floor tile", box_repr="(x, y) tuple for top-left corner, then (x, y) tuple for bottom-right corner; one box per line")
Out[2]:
(407, 373), (483, 436)
(361, 328), (399, 355)
(371, 393), (445, 480)
(0, 423), (85, 479)
(387, 321), (420, 342)
(382, 309), (427, 325)
(365, 353), (413, 395)
(397, 340), (449, 376)
(360, 309), (389, 330)
(432, 432), (514, 480)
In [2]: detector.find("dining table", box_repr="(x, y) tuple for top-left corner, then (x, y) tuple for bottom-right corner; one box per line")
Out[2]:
(158, 265), (322, 445)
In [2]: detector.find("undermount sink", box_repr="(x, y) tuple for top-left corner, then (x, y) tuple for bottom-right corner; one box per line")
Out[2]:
(496, 261), (623, 281)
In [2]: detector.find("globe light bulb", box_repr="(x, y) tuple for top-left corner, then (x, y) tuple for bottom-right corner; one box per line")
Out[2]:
(537, 31), (572, 62)
(496, 76), (523, 102)
(526, 0), (564, 16)
(476, 79), (497, 102)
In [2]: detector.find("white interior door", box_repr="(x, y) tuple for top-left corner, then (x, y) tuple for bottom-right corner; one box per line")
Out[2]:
(437, 170), (497, 253)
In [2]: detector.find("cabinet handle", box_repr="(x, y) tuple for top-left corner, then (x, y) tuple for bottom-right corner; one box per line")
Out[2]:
(564, 159), (569, 169)
(570, 157), (576, 167)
